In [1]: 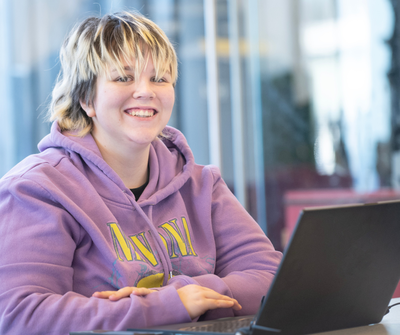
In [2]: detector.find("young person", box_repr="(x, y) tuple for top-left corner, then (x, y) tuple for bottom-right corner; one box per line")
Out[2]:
(0, 11), (282, 335)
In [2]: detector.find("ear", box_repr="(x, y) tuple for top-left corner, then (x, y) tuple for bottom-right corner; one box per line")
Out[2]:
(80, 100), (96, 117)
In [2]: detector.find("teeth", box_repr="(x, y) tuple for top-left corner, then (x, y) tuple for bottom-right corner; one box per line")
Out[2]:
(127, 109), (155, 117)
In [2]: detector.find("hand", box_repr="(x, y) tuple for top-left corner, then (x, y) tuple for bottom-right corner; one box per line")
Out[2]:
(92, 286), (156, 301)
(177, 284), (242, 319)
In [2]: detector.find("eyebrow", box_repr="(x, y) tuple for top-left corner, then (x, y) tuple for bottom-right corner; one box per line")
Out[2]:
(109, 66), (172, 77)
(110, 66), (134, 74)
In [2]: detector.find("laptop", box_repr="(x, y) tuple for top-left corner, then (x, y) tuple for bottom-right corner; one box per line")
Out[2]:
(71, 200), (400, 335)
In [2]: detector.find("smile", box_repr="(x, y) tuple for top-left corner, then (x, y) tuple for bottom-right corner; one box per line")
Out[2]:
(125, 109), (157, 118)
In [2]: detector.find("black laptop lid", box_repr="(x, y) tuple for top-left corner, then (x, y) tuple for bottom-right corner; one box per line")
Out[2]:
(255, 200), (400, 335)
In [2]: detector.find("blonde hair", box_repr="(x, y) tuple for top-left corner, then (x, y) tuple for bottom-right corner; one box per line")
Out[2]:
(49, 11), (178, 136)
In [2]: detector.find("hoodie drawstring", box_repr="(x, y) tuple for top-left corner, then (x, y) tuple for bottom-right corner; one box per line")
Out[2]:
(129, 198), (174, 286)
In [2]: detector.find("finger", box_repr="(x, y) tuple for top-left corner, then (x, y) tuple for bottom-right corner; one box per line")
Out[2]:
(221, 298), (242, 310)
(92, 291), (118, 299)
(208, 296), (242, 310)
(201, 288), (241, 304)
(108, 287), (135, 301)
(233, 301), (242, 310)
(177, 285), (242, 319)
(92, 287), (156, 301)
(201, 290), (242, 311)
(109, 287), (156, 300)
(219, 297), (242, 310)
(129, 287), (156, 296)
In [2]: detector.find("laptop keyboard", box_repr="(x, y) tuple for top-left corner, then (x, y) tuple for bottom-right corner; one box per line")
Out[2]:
(177, 316), (254, 333)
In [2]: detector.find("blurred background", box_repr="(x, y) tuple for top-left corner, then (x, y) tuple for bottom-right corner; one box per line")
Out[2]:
(1, 0), (399, 251)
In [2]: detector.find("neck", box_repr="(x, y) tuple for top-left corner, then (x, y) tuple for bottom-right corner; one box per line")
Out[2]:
(95, 139), (150, 189)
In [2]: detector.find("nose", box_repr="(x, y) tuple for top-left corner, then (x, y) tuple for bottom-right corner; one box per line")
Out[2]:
(132, 78), (155, 99)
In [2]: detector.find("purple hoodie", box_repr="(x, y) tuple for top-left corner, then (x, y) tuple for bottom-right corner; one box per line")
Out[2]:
(0, 122), (282, 334)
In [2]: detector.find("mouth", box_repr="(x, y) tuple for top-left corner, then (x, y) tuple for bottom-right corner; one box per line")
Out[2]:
(125, 108), (158, 118)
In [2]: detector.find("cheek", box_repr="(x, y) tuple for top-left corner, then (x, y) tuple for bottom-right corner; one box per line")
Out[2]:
(96, 90), (126, 111)
(162, 90), (175, 111)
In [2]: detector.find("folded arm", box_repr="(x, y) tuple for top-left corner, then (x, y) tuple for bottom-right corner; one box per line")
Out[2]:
(0, 178), (191, 334)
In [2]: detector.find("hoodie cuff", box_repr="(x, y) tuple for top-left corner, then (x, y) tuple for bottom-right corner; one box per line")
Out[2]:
(166, 274), (199, 289)
(137, 285), (192, 325)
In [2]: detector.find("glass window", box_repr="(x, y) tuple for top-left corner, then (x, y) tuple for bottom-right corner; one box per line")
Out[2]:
(0, 0), (397, 252)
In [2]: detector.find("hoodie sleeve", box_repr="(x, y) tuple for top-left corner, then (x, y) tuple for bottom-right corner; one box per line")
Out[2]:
(0, 176), (191, 335)
(167, 166), (282, 320)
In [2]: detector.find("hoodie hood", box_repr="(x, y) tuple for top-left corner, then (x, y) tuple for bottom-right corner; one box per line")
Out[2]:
(38, 122), (195, 206)
(36, 122), (198, 287)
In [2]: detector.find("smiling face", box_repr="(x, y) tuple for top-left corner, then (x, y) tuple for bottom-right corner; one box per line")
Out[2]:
(81, 57), (175, 155)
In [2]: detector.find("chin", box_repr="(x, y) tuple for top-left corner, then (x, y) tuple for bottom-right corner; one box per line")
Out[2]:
(129, 133), (160, 146)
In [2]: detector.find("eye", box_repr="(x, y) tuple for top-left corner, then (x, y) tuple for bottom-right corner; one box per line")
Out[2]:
(152, 77), (168, 83)
(116, 76), (133, 83)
